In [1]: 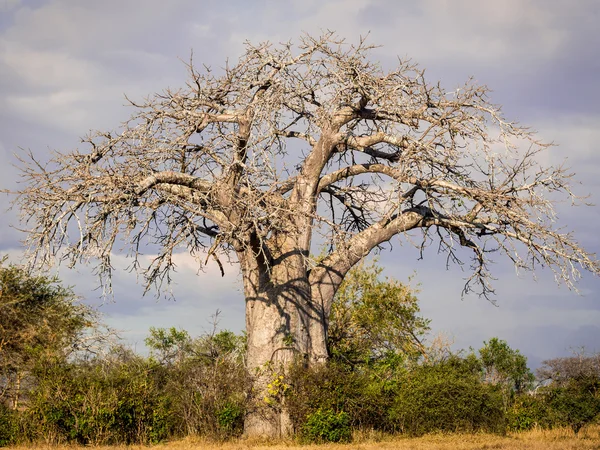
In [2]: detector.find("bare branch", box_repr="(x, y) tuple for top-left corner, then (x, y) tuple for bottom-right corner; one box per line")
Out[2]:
(12, 32), (597, 305)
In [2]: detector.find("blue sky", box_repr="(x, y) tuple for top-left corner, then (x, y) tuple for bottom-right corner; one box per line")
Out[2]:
(1, 0), (599, 367)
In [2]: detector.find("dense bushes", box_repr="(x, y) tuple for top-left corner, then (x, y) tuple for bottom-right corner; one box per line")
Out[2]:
(2, 260), (599, 444)
(286, 361), (393, 435)
(25, 350), (176, 445)
(507, 394), (551, 431)
(302, 408), (351, 443)
(2, 329), (599, 445)
(287, 356), (506, 441)
(389, 357), (506, 435)
(0, 333), (247, 445)
(0, 404), (17, 447)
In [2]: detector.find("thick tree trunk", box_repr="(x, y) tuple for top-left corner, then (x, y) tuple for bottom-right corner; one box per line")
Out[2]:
(240, 247), (328, 438)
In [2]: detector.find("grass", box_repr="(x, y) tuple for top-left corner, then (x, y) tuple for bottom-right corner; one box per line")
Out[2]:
(8, 426), (600, 450)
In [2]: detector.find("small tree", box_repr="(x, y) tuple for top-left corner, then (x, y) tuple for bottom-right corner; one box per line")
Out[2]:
(478, 338), (534, 394)
(145, 327), (192, 367)
(328, 261), (429, 367)
(12, 33), (599, 436)
(0, 258), (99, 411)
(537, 352), (600, 387)
(537, 352), (600, 434)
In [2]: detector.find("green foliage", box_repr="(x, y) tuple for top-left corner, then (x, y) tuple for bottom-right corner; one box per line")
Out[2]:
(287, 361), (393, 434)
(7, 258), (584, 443)
(0, 404), (17, 447)
(215, 402), (244, 436)
(478, 338), (535, 394)
(389, 356), (506, 436)
(507, 394), (551, 431)
(145, 326), (191, 366)
(328, 262), (429, 367)
(25, 348), (176, 445)
(0, 259), (98, 409)
(302, 408), (351, 443)
(546, 377), (600, 434)
(147, 327), (246, 439)
(535, 353), (600, 434)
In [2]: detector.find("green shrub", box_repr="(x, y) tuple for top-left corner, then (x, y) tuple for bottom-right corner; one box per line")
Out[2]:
(26, 351), (176, 445)
(546, 378), (600, 434)
(0, 404), (18, 447)
(389, 357), (505, 436)
(165, 356), (246, 439)
(302, 408), (351, 443)
(507, 394), (550, 431)
(216, 402), (244, 437)
(286, 361), (393, 434)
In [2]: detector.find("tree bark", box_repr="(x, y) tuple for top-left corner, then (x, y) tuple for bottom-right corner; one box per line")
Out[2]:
(240, 245), (328, 438)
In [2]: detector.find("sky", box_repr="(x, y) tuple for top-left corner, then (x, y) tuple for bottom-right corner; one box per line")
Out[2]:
(1, 0), (599, 368)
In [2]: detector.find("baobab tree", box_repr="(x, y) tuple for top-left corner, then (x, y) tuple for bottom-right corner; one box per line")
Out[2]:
(13, 33), (599, 436)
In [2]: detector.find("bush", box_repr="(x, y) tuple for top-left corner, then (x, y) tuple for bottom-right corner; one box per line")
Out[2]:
(507, 394), (551, 431)
(546, 378), (600, 434)
(389, 357), (505, 436)
(215, 402), (244, 437)
(26, 350), (176, 445)
(0, 404), (18, 447)
(164, 352), (246, 439)
(286, 361), (393, 434)
(302, 408), (351, 443)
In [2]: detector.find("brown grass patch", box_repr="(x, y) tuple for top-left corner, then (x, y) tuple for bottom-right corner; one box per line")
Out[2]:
(9, 426), (600, 450)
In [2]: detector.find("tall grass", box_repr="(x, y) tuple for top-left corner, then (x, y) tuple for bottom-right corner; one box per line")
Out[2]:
(7, 425), (600, 450)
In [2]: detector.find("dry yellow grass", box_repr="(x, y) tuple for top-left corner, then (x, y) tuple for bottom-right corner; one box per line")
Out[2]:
(10, 426), (600, 450)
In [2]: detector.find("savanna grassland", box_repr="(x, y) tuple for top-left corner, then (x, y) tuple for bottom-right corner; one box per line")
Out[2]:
(9, 427), (600, 450)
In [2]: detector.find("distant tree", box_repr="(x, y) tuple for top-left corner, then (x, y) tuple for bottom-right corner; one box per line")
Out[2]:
(537, 351), (600, 434)
(0, 258), (99, 410)
(145, 324), (245, 367)
(537, 352), (600, 387)
(145, 327), (192, 367)
(328, 261), (429, 367)
(13, 33), (599, 436)
(478, 338), (534, 394)
(546, 377), (600, 435)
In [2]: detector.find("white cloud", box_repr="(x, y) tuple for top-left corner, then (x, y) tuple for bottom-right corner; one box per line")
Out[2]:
(0, 247), (246, 347)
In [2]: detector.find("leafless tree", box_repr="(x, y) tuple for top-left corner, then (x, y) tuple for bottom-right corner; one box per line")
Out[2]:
(537, 351), (600, 386)
(12, 33), (599, 436)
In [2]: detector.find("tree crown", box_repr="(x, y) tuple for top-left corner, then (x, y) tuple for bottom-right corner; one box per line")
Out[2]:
(13, 33), (598, 298)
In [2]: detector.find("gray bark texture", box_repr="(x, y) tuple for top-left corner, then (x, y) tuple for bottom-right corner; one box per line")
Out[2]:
(12, 33), (599, 437)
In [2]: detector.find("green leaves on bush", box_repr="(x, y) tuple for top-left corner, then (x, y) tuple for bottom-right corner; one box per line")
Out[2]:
(215, 403), (244, 437)
(546, 378), (600, 434)
(302, 408), (351, 443)
(286, 361), (393, 436)
(389, 357), (505, 436)
(507, 394), (550, 432)
(0, 404), (18, 447)
(25, 351), (175, 445)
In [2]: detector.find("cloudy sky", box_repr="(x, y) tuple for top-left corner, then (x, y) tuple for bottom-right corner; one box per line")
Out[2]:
(1, 0), (599, 367)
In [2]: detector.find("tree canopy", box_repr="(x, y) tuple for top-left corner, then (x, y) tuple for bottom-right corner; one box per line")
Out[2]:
(15, 33), (598, 299)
